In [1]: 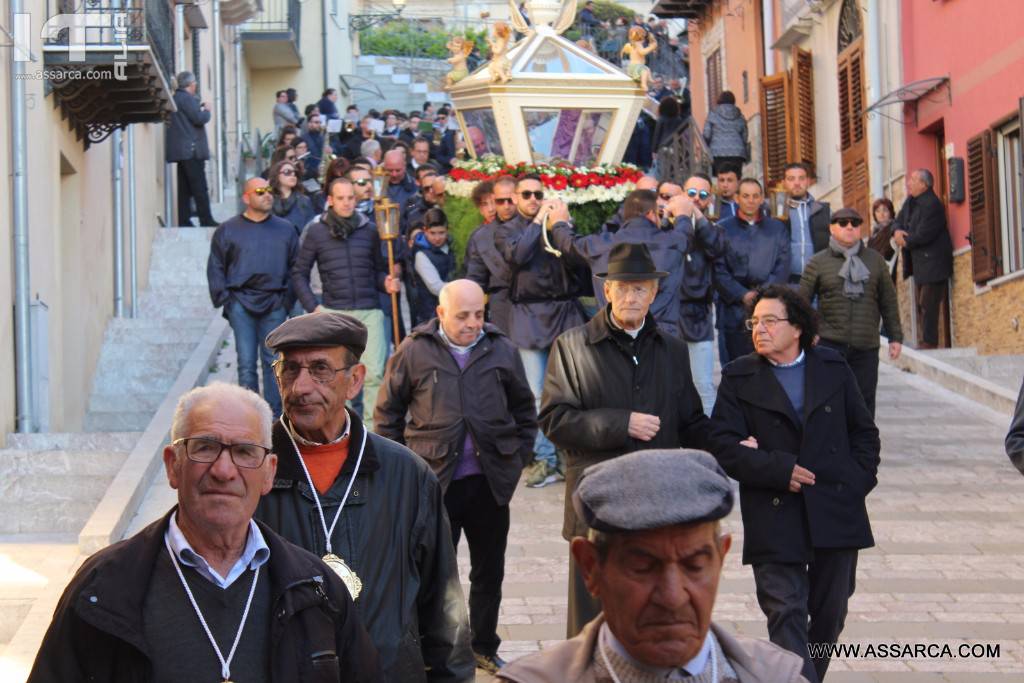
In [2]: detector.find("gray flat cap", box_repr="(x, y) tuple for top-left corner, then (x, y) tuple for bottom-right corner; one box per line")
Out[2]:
(265, 311), (368, 359)
(573, 449), (733, 533)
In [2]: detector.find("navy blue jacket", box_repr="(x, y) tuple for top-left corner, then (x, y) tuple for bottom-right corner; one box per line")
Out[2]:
(464, 220), (514, 334)
(714, 215), (790, 332)
(291, 212), (389, 312)
(165, 88), (210, 162)
(272, 193), (316, 236)
(207, 213), (298, 316)
(679, 216), (727, 342)
(387, 175), (419, 215)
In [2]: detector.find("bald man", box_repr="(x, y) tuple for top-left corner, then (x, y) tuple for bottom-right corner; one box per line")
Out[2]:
(384, 149), (417, 209)
(375, 279), (537, 674)
(601, 175), (658, 233)
(207, 177), (298, 416)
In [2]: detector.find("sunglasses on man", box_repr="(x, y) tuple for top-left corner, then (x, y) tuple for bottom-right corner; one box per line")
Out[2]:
(686, 188), (711, 200)
(834, 218), (863, 228)
(250, 187), (273, 196)
(519, 190), (544, 200)
(495, 197), (514, 205)
(352, 178), (371, 186)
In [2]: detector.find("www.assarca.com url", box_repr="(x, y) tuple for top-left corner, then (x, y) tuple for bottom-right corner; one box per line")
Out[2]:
(16, 70), (116, 81)
(809, 642), (1001, 659)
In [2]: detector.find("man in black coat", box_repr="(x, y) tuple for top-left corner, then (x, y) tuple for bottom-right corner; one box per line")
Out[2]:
(710, 285), (880, 683)
(465, 175), (519, 333)
(165, 70), (216, 226)
(893, 168), (954, 348)
(539, 242), (711, 638)
(30, 383), (382, 683)
(375, 280), (536, 675)
(256, 311), (475, 683)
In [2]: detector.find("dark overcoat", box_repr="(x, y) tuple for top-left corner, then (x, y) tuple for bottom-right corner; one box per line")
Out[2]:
(894, 188), (953, 284)
(710, 347), (880, 565)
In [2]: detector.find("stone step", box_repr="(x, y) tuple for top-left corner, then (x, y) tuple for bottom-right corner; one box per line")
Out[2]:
(94, 354), (188, 379)
(372, 64), (394, 76)
(4, 431), (140, 451)
(105, 320), (211, 344)
(93, 342), (195, 364)
(87, 391), (168, 413)
(0, 497), (108, 534)
(0, 600), (32, 646)
(0, 449), (127, 477)
(83, 410), (158, 432)
(91, 372), (176, 397)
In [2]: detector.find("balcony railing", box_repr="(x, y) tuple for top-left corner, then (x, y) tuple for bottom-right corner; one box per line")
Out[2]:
(43, 0), (175, 146)
(240, 0), (301, 69)
(243, 0), (300, 41)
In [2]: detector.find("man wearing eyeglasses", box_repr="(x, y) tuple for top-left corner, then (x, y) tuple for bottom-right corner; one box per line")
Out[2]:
(208, 177), (299, 417)
(465, 175), (519, 334)
(799, 208), (902, 417)
(30, 383), (383, 682)
(710, 285), (879, 683)
(256, 311), (474, 682)
(495, 174), (589, 489)
(714, 177), (790, 365)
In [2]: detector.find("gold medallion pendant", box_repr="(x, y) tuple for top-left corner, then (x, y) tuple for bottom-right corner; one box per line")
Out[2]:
(322, 553), (363, 600)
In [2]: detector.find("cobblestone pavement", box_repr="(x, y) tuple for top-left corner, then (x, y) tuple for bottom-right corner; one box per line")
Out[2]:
(470, 363), (1024, 682)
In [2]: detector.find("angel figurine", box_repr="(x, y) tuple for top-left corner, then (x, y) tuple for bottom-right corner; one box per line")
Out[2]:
(444, 35), (474, 89)
(487, 22), (512, 84)
(621, 26), (657, 91)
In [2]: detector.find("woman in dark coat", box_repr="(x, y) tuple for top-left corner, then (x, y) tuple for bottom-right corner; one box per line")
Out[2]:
(710, 285), (879, 683)
(268, 159), (315, 236)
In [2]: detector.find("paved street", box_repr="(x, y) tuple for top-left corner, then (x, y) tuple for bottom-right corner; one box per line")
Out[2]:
(480, 362), (1024, 682)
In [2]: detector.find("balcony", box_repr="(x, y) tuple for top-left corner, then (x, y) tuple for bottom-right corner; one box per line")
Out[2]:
(42, 0), (175, 147)
(240, 0), (301, 69)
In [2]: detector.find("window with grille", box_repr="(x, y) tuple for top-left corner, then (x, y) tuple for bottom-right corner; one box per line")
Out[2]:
(707, 48), (723, 110)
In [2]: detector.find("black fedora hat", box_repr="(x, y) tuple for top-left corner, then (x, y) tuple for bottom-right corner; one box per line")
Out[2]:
(596, 242), (669, 281)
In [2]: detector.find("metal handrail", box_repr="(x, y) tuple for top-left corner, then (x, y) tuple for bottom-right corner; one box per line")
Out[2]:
(241, 0), (301, 43)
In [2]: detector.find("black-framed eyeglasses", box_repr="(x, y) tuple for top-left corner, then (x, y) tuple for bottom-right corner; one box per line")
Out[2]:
(273, 359), (356, 385)
(495, 197), (514, 205)
(519, 190), (544, 200)
(172, 437), (271, 469)
(834, 218), (863, 228)
(744, 316), (790, 331)
(687, 188), (711, 200)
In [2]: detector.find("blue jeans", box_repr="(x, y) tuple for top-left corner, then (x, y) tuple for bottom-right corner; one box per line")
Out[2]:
(687, 340), (716, 416)
(226, 300), (287, 417)
(518, 347), (558, 468)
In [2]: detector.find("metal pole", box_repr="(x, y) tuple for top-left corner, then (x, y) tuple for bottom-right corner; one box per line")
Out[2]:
(167, 1), (186, 226)
(112, 129), (125, 318)
(866, 0), (885, 201)
(234, 29), (243, 189)
(175, 3), (186, 70)
(212, 0), (224, 202)
(761, 0), (774, 75)
(10, 0), (34, 432)
(127, 126), (138, 317)
(322, 0), (330, 92)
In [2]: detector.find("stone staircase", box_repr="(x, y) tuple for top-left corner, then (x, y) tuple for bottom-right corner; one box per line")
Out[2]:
(0, 228), (216, 536)
(354, 54), (449, 113)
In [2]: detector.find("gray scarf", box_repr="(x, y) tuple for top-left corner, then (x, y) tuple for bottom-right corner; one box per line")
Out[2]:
(323, 208), (358, 240)
(830, 236), (870, 299)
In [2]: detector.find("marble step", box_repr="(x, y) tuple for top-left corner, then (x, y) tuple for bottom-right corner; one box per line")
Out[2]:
(4, 431), (140, 452)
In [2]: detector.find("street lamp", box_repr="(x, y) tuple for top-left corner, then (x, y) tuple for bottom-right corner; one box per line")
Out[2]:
(349, 0), (407, 34)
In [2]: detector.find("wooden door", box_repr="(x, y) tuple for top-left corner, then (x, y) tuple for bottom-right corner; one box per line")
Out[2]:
(837, 38), (869, 221)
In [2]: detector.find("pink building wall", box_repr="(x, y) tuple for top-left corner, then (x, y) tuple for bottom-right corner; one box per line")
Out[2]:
(900, 0), (1024, 247)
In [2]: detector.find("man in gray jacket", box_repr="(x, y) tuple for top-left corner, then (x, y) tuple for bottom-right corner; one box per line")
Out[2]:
(165, 71), (215, 226)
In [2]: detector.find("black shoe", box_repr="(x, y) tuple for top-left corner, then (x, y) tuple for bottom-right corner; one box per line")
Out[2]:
(474, 652), (507, 674)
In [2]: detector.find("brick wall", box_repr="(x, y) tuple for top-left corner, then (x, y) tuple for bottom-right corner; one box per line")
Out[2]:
(950, 252), (1024, 355)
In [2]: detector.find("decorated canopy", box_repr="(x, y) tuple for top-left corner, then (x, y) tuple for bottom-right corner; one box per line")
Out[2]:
(448, 0), (646, 166)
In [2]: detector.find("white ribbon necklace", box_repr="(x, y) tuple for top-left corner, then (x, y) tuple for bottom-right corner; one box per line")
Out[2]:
(280, 414), (367, 598)
(164, 536), (260, 682)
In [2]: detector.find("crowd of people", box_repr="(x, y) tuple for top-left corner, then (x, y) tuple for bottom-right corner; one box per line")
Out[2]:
(37, 69), (971, 683)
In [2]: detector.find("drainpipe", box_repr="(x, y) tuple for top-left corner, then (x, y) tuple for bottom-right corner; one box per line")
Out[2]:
(127, 126), (138, 317)
(235, 30), (243, 188)
(866, 0), (884, 201)
(762, 0), (774, 75)
(212, 0), (224, 202)
(322, 0), (330, 92)
(112, 129), (125, 318)
(10, 0), (34, 431)
(167, 2), (187, 226)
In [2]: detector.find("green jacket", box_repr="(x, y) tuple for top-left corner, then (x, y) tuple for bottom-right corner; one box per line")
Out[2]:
(799, 242), (903, 349)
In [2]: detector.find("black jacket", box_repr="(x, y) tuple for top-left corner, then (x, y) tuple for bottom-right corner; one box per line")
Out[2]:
(495, 214), (588, 350)
(165, 88), (211, 162)
(540, 307), (712, 539)
(255, 414), (474, 683)
(710, 347), (880, 565)
(714, 215), (790, 332)
(375, 319), (537, 505)
(464, 220), (513, 333)
(28, 510), (382, 683)
(207, 213), (299, 315)
(894, 188), (953, 284)
(1008, 377), (1024, 476)
(678, 216), (727, 342)
(291, 212), (389, 312)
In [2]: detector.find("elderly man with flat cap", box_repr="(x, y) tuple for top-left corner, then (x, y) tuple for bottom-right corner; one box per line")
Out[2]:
(254, 311), (475, 683)
(540, 242), (712, 637)
(496, 449), (809, 683)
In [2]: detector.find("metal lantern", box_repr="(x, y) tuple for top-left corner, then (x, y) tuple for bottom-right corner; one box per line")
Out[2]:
(371, 165), (389, 201)
(707, 194), (719, 221)
(375, 198), (401, 241)
(773, 190), (789, 220)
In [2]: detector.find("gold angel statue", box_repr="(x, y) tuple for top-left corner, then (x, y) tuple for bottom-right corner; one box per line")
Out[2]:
(621, 26), (657, 91)
(487, 22), (512, 84)
(444, 36), (474, 89)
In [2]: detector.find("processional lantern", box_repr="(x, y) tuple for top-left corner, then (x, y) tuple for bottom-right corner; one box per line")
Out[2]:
(447, 0), (647, 166)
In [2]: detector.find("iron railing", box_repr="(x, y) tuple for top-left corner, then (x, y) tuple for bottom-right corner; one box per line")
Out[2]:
(44, 0), (173, 80)
(242, 0), (301, 43)
(654, 116), (713, 183)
